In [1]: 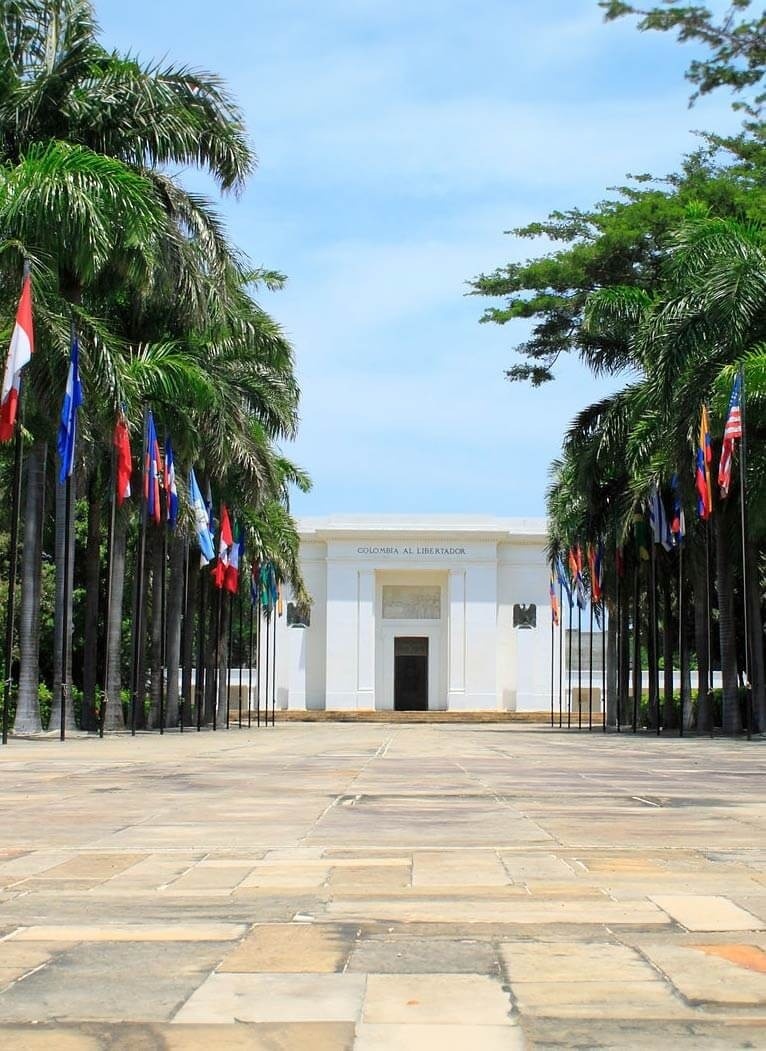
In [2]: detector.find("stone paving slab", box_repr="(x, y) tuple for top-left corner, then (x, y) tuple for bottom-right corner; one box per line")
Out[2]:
(651, 894), (766, 931)
(218, 922), (354, 972)
(173, 972), (367, 1024)
(361, 973), (513, 1025)
(354, 1023), (525, 1049)
(643, 942), (766, 1005)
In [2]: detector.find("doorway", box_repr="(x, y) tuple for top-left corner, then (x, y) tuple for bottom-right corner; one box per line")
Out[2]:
(394, 637), (429, 711)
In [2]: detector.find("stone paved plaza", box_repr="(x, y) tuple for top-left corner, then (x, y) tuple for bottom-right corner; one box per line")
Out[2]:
(0, 724), (765, 1049)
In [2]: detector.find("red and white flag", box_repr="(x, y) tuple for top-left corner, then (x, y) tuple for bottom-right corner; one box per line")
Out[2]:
(719, 373), (743, 499)
(212, 504), (233, 589)
(0, 274), (34, 441)
(113, 413), (132, 506)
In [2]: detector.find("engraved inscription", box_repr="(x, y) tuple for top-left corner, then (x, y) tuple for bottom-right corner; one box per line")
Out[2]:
(382, 585), (441, 620)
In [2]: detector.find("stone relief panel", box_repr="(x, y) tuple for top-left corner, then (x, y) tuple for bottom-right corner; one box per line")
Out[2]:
(382, 585), (441, 620)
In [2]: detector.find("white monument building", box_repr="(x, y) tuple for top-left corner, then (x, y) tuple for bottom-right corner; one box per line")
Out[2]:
(276, 515), (558, 714)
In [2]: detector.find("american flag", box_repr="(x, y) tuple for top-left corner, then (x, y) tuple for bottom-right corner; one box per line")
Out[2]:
(718, 373), (743, 499)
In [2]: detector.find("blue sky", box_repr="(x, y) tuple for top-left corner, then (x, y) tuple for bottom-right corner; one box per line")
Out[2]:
(97, 0), (738, 517)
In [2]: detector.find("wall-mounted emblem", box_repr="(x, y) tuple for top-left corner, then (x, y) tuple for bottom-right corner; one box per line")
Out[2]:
(513, 603), (537, 629)
(287, 603), (311, 628)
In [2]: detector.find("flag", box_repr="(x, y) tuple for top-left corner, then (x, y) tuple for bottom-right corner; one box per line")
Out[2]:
(670, 474), (686, 546)
(260, 562), (278, 615)
(277, 581), (284, 617)
(587, 543), (603, 605)
(633, 513), (650, 561)
(57, 336), (83, 483)
(549, 569), (560, 627)
(250, 558), (261, 606)
(648, 485), (672, 551)
(113, 413), (132, 506)
(718, 373), (743, 499)
(144, 411), (162, 524)
(212, 504), (233, 588)
(568, 545), (586, 610)
(556, 555), (572, 608)
(224, 522), (242, 593)
(695, 404), (713, 520)
(0, 273), (34, 441)
(204, 478), (215, 536)
(164, 435), (178, 529)
(189, 468), (214, 565)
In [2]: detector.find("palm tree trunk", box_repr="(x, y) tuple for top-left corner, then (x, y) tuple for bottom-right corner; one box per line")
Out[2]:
(103, 512), (127, 730)
(50, 476), (77, 733)
(216, 592), (230, 726)
(204, 585), (219, 723)
(81, 473), (102, 731)
(746, 535), (765, 733)
(606, 599), (618, 725)
(618, 573), (630, 726)
(662, 563), (676, 729)
(148, 531), (163, 728)
(714, 510), (741, 734)
(181, 546), (196, 726)
(15, 441), (46, 733)
(692, 540), (712, 732)
(164, 532), (185, 728)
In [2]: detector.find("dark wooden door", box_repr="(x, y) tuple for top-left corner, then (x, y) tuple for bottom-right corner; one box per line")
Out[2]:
(394, 638), (428, 711)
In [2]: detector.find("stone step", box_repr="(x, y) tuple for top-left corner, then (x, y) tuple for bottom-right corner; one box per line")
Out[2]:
(225, 709), (548, 724)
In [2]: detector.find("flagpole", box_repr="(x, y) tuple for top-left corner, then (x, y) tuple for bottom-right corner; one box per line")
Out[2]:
(158, 526), (167, 734)
(650, 537), (660, 736)
(196, 566), (205, 732)
(256, 603), (262, 728)
(213, 584), (223, 731)
(264, 610), (270, 728)
(101, 440), (117, 739)
(738, 369), (752, 740)
(567, 597), (573, 729)
(272, 607), (277, 727)
(248, 586), (254, 729)
(558, 583), (563, 728)
(130, 411), (149, 736)
(550, 595), (555, 729)
(577, 603), (582, 730)
(237, 587), (243, 728)
(632, 560), (640, 734)
(602, 600), (607, 733)
(180, 538), (189, 733)
(615, 560), (621, 732)
(706, 520), (714, 736)
(2, 392), (24, 746)
(588, 599), (594, 732)
(226, 591), (233, 730)
(678, 545), (684, 738)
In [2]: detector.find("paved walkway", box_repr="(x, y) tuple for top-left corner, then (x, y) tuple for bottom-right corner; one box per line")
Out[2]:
(0, 724), (765, 1049)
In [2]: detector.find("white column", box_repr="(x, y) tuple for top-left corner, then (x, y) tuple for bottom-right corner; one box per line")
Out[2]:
(287, 626), (307, 710)
(459, 563), (498, 710)
(325, 562), (358, 710)
(448, 569), (466, 705)
(357, 568), (375, 708)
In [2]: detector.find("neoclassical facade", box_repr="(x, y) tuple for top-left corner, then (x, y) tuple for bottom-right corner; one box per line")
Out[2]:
(277, 515), (554, 714)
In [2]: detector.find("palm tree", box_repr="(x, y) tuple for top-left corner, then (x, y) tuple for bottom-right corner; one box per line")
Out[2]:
(0, 0), (257, 729)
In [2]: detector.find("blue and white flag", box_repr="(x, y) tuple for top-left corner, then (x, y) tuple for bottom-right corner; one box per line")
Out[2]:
(556, 555), (573, 608)
(164, 435), (179, 529)
(189, 468), (215, 565)
(57, 336), (83, 483)
(648, 485), (672, 552)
